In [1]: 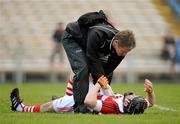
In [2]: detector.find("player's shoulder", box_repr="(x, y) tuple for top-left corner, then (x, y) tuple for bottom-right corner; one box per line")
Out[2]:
(114, 93), (123, 98)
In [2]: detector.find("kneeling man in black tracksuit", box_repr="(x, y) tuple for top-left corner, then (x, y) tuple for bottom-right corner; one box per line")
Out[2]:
(62, 10), (136, 113)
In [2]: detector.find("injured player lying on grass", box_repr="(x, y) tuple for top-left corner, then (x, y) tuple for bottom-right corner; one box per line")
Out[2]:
(10, 76), (155, 114)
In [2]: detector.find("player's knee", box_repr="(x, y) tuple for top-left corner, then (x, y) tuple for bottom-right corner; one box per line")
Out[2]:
(41, 101), (54, 112)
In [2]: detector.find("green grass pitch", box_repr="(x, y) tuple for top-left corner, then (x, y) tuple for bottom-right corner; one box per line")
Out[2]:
(0, 82), (180, 124)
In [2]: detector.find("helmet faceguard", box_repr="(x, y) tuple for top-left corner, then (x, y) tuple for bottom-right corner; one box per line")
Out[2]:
(123, 95), (148, 114)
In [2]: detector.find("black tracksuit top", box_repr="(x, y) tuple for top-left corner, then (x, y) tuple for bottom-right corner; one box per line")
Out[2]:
(66, 22), (125, 83)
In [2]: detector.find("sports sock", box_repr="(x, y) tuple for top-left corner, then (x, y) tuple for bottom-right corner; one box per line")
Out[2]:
(65, 80), (73, 96)
(22, 104), (41, 112)
(16, 103), (24, 112)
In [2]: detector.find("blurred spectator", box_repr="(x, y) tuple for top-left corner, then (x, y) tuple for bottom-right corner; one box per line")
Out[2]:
(161, 29), (176, 75)
(50, 22), (64, 66)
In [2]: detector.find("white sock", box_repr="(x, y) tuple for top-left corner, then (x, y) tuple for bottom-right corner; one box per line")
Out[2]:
(16, 103), (24, 112)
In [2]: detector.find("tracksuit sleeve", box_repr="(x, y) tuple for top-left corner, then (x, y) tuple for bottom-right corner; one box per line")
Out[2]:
(86, 30), (105, 83)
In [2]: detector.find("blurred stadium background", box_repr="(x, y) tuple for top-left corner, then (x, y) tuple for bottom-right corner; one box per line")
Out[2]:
(0, 0), (180, 84)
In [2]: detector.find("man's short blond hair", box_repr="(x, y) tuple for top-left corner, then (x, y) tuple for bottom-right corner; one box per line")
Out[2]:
(114, 30), (136, 50)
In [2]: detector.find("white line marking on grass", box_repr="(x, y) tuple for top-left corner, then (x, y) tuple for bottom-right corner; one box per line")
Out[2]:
(154, 104), (176, 112)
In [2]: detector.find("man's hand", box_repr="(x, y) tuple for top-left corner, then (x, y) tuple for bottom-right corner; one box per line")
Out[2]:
(144, 79), (153, 94)
(97, 75), (108, 89)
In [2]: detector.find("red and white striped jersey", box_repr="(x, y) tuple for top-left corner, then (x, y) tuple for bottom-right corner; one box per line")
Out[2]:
(95, 93), (124, 114)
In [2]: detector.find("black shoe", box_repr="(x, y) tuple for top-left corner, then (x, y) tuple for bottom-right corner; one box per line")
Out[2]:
(80, 105), (92, 114)
(74, 105), (92, 114)
(51, 95), (59, 100)
(10, 88), (22, 111)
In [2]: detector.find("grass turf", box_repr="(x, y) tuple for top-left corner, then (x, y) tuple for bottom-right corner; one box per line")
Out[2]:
(0, 82), (180, 124)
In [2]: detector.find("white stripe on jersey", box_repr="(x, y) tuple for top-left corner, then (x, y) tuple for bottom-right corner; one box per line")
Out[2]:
(114, 96), (124, 113)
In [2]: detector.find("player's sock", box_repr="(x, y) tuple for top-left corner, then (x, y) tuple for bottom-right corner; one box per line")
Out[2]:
(22, 105), (41, 112)
(14, 103), (41, 112)
(65, 80), (73, 96)
(15, 103), (24, 112)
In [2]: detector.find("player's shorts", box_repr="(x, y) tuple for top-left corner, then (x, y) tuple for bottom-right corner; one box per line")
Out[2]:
(52, 95), (74, 113)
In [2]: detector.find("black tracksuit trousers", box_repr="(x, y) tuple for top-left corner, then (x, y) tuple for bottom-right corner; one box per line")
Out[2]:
(62, 31), (89, 113)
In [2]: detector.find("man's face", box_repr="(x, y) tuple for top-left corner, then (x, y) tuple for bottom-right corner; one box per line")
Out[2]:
(123, 94), (147, 114)
(123, 93), (145, 107)
(113, 40), (131, 56)
(125, 94), (135, 102)
(123, 93), (136, 107)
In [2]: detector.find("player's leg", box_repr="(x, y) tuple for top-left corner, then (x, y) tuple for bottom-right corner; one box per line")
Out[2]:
(64, 76), (94, 96)
(65, 78), (74, 96)
(52, 74), (74, 100)
(63, 72), (94, 97)
(52, 73), (95, 101)
(10, 88), (54, 113)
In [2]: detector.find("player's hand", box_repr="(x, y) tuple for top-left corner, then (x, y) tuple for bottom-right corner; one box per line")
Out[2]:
(97, 75), (108, 89)
(144, 79), (153, 94)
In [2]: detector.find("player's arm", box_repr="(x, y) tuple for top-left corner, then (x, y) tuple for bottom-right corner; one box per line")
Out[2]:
(84, 76), (108, 108)
(84, 81), (102, 108)
(101, 84), (115, 96)
(97, 75), (115, 96)
(144, 79), (155, 107)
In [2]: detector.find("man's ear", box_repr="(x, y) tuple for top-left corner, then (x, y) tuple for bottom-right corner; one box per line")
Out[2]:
(113, 40), (119, 47)
(114, 40), (118, 44)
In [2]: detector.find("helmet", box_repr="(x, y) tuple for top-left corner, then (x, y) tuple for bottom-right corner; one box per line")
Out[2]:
(123, 96), (147, 114)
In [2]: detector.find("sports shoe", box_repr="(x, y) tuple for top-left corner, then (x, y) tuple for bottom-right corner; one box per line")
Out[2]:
(51, 95), (59, 100)
(74, 104), (92, 114)
(10, 88), (22, 111)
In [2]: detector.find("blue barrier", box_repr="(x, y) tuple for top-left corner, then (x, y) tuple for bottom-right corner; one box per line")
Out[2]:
(176, 38), (180, 64)
(166, 0), (180, 17)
